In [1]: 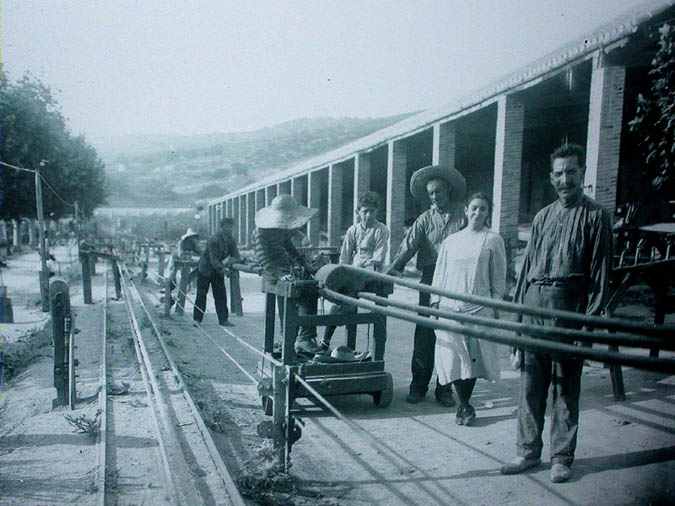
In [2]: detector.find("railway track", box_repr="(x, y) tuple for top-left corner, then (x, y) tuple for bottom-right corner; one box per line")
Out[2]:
(96, 263), (246, 506)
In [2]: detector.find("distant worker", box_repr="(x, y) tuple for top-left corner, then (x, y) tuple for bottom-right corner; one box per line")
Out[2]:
(500, 143), (612, 483)
(194, 218), (239, 327)
(320, 191), (389, 351)
(166, 228), (201, 306)
(386, 163), (466, 406)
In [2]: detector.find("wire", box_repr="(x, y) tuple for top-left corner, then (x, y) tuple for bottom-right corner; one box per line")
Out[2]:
(39, 172), (76, 208)
(0, 160), (36, 174)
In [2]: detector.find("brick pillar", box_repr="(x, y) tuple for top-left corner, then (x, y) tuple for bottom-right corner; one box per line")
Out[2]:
(28, 219), (37, 248)
(247, 192), (256, 246)
(353, 153), (371, 216)
(239, 195), (247, 246)
(232, 197), (240, 244)
(585, 52), (625, 214)
(12, 220), (19, 248)
(265, 185), (277, 206)
(386, 140), (407, 263)
(308, 171), (321, 246)
(291, 176), (307, 205)
(432, 121), (456, 169)
(327, 164), (344, 247)
(493, 94), (524, 274)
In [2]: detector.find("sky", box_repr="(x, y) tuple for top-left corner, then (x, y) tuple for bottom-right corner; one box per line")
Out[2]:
(2, 0), (651, 146)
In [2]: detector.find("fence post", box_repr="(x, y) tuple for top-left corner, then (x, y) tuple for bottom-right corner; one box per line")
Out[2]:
(175, 262), (190, 315)
(80, 252), (93, 304)
(0, 285), (14, 323)
(50, 278), (71, 408)
(111, 258), (122, 300)
(164, 274), (173, 317)
(229, 270), (243, 316)
(158, 248), (166, 278)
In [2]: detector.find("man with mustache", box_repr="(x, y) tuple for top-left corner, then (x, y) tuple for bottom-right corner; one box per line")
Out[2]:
(501, 143), (612, 483)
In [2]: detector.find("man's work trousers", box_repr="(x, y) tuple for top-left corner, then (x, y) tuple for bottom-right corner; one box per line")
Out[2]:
(410, 266), (450, 396)
(517, 283), (585, 466)
(194, 272), (228, 324)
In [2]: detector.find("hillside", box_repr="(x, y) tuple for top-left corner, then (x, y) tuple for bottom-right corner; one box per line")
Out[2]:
(101, 114), (415, 207)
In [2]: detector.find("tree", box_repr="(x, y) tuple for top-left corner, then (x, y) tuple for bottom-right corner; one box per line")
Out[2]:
(0, 72), (107, 220)
(629, 22), (675, 197)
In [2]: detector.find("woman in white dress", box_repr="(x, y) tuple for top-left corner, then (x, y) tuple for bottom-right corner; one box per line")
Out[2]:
(431, 192), (507, 426)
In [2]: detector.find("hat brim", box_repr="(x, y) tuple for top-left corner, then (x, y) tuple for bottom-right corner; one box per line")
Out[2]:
(255, 206), (318, 230)
(409, 165), (467, 204)
(181, 232), (199, 240)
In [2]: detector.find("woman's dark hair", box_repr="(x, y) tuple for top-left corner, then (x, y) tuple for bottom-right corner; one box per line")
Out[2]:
(462, 191), (492, 228)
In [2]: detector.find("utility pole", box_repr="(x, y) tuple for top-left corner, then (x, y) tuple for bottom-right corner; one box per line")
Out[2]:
(36, 161), (49, 312)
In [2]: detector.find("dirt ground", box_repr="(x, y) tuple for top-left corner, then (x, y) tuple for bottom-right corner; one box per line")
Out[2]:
(142, 268), (675, 506)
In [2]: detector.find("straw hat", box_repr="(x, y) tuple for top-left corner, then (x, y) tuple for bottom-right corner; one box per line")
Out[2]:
(255, 195), (318, 230)
(181, 228), (199, 241)
(409, 164), (466, 204)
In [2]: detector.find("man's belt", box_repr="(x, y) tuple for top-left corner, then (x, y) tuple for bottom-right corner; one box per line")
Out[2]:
(531, 277), (585, 287)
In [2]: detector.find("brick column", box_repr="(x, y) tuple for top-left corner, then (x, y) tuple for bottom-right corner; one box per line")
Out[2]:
(386, 140), (407, 263)
(28, 219), (37, 248)
(232, 197), (240, 244)
(12, 219), (19, 248)
(239, 195), (247, 245)
(585, 52), (625, 214)
(432, 121), (456, 169)
(493, 94), (524, 270)
(291, 176), (307, 205)
(265, 185), (278, 206)
(327, 164), (344, 247)
(247, 192), (256, 246)
(307, 171), (321, 246)
(353, 153), (371, 215)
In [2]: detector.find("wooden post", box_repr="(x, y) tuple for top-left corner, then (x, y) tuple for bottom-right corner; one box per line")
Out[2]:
(80, 252), (93, 304)
(50, 278), (71, 407)
(158, 249), (166, 278)
(175, 262), (191, 314)
(0, 285), (14, 323)
(164, 274), (173, 317)
(111, 258), (122, 300)
(229, 270), (243, 316)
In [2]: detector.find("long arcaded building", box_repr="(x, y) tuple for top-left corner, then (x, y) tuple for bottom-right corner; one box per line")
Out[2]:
(207, 0), (675, 267)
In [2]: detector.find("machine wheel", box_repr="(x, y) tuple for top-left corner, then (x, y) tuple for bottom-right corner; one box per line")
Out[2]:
(373, 373), (393, 408)
(261, 396), (274, 416)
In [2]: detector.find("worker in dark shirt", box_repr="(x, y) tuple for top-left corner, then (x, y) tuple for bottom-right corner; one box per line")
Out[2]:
(194, 218), (240, 326)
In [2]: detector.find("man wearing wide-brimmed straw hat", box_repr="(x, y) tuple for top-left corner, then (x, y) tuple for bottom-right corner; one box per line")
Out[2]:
(254, 194), (324, 355)
(386, 163), (466, 405)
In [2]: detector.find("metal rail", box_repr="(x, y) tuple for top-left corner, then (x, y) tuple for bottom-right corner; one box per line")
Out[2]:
(357, 292), (675, 351)
(326, 265), (675, 338)
(95, 267), (109, 506)
(119, 263), (247, 506)
(322, 289), (675, 374)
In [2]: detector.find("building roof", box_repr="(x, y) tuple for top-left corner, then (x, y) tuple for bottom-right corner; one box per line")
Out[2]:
(214, 0), (675, 204)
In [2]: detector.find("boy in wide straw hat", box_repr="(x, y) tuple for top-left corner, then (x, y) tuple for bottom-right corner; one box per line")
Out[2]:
(386, 163), (466, 406)
(254, 194), (324, 355)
